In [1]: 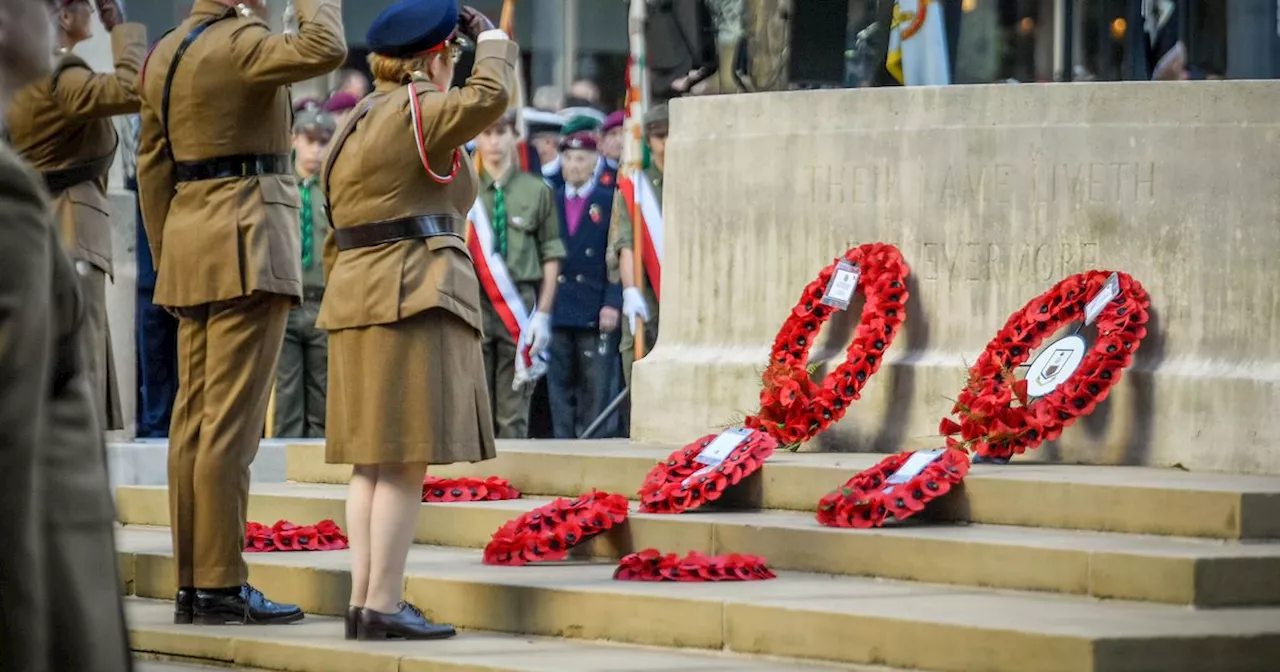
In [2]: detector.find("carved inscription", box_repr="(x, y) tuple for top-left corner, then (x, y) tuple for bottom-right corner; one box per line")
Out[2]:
(918, 241), (1101, 284)
(802, 161), (1157, 207)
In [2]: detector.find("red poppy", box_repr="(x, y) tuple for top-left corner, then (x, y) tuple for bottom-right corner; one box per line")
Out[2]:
(614, 549), (776, 582)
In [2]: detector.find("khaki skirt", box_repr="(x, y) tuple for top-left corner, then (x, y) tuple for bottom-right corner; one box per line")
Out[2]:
(325, 308), (496, 465)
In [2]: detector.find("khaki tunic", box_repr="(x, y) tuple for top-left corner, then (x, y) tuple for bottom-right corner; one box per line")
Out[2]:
(137, 0), (347, 308)
(7, 23), (148, 430)
(606, 165), (663, 384)
(318, 37), (519, 465)
(0, 142), (131, 671)
(476, 166), (564, 438)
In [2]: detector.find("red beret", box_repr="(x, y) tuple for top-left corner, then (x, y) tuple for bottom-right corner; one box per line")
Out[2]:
(601, 110), (625, 133)
(559, 131), (598, 152)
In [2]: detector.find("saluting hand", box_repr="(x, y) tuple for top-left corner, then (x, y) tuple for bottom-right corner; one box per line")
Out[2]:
(95, 0), (124, 31)
(457, 6), (495, 42)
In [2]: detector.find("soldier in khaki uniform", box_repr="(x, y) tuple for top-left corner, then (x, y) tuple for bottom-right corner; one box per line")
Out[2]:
(136, 0), (346, 625)
(608, 103), (667, 386)
(7, 0), (146, 432)
(0, 3), (132, 667)
(473, 111), (563, 438)
(319, 0), (512, 641)
(273, 107), (335, 438)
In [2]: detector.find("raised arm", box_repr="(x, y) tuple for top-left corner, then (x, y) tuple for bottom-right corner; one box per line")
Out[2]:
(135, 100), (173, 264)
(229, 0), (347, 87)
(52, 23), (147, 120)
(421, 32), (517, 153)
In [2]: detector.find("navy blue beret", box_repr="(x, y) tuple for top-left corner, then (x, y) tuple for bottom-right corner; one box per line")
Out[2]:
(367, 0), (459, 58)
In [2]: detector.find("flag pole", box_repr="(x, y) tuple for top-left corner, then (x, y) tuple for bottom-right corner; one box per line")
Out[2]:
(626, 0), (650, 360)
(476, 0), (525, 176)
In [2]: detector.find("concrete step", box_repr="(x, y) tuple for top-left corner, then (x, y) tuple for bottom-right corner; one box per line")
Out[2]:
(283, 440), (1280, 541)
(126, 599), (868, 672)
(116, 483), (1280, 607)
(117, 526), (1280, 672)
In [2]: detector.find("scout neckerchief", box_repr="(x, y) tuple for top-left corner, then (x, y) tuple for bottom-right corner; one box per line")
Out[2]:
(466, 178), (545, 377)
(617, 168), (664, 301)
(299, 175), (316, 269)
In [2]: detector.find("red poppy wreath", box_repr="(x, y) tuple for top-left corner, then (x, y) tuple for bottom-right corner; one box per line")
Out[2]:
(638, 429), (777, 514)
(422, 475), (521, 502)
(939, 271), (1151, 462)
(483, 491), (629, 566)
(244, 519), (349, 552)
(816, 448), (970, 528)
(744, 243), (909, 447)
(613, 549), (776, 582)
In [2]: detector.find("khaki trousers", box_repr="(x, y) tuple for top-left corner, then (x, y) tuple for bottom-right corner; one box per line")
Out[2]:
(480, 287), (536, 439)
(168, 292), (290, 588)
(273, 299), (327, 438)
(79, 264), (123, 431)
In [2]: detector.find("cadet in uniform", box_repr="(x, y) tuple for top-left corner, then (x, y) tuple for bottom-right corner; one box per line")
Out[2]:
(273, 107), (335, 438)
(473, 110), (563, 438)
(7, 0), (145, 432)
(0, 3), (132, 667)
(609, 103), (667, 386)
(136, 0), (346, 625)
(318, 0), (513, 641)
(547, 130), (622, 438)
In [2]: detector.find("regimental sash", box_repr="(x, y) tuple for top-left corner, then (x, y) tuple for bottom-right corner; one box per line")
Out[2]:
(618, 169), (663, 301)
(466, 199), (547, 379)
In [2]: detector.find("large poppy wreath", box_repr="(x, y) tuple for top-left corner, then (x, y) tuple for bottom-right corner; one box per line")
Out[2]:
(482, 491), (629, 566)
(244, 519), (349, 552)
(422, 475), (521, 502)
(939, 271), (1151, 462)
(744, 243), (909, 446)
(613, 549), (776, 582)
(638, 430), (777, 514)
(816, 448), (970, 528)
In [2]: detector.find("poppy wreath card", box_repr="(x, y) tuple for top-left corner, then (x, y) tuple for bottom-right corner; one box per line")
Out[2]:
(816, 448), (970, 528)
(422, 475), (521, 502)
(244, 519), (349, 552)
(483, 491), (629, 566)
(939, 271), (1150, 461)
(638, 429), (777, 514)
(744, 242), (909, 448)
(613, 549), (776, 582)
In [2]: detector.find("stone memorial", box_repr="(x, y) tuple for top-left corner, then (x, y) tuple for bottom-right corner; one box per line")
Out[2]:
(631, 81), (1280, 475)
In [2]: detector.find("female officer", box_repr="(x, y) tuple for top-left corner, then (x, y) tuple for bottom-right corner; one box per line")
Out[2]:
(316, 0), (516, 641)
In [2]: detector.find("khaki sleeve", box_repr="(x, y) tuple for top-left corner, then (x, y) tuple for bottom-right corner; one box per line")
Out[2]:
(52, 23), (147, 119)
(136, 100), (173, 266)
(229, 0), (347, 87)
(535, 182), (566, 262)
(422, 38), (517, 154)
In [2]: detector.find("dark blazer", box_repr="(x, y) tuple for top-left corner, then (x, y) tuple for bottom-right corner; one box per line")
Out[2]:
(551, 180), (622, 329)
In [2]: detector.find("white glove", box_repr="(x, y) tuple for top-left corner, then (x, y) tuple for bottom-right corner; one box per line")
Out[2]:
(621, 287), (650, 333)
(526, 311), (551, 359)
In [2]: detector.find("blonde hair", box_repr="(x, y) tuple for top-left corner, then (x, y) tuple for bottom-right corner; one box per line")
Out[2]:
(367, 53), (445, 86)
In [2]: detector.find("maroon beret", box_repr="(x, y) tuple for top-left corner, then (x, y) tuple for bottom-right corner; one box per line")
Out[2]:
(601, 110), (625, 133)
(559, 131), (599, 152)
(323, 91), (360, 113)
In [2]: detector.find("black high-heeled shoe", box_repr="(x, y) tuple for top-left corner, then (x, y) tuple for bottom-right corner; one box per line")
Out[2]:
(345, 606), (362, 640)
(357, 601), (456, 640)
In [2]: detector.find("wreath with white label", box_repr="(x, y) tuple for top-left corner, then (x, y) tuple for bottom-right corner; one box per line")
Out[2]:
(816, 448), (970, 528)
(939, 270), (1151, 462)
(638, 429), (778, 514)
(744, 243), (910, 447)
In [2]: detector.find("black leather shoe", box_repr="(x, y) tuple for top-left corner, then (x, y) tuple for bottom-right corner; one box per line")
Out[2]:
(345, 606), (362, 640)
(174, 587), (195, 625)
(192, 584), (304, 625)
(357, 601), (456, 640)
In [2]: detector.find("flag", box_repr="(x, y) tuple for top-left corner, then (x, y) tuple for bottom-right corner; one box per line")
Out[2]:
(887, 0), (951, 86)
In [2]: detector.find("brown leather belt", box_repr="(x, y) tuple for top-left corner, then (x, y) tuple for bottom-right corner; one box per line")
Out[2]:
(332, 214), (463, 251)
(174, 153), (291, 183)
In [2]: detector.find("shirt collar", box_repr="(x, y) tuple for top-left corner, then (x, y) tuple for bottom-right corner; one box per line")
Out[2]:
(565, 181), (594, 200)
(481, 163), (516, 191)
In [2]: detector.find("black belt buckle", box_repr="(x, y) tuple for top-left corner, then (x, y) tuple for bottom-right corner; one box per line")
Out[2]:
(174, 153), (291, 182)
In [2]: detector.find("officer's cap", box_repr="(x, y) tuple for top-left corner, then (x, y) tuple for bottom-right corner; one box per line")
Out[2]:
(293, 108), (337, 139)
(559, 131), (598, 153)
(644, 103), (669, 133)
(367, 0), (459, 59)
(523, 108), (565, 136)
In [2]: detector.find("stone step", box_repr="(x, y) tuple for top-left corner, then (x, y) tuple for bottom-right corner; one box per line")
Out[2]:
(116, 483), (1280, 607)
(117, 526), (1280, 672)
(283, 440), (1280, 541)
(126, 599), (867, 672)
